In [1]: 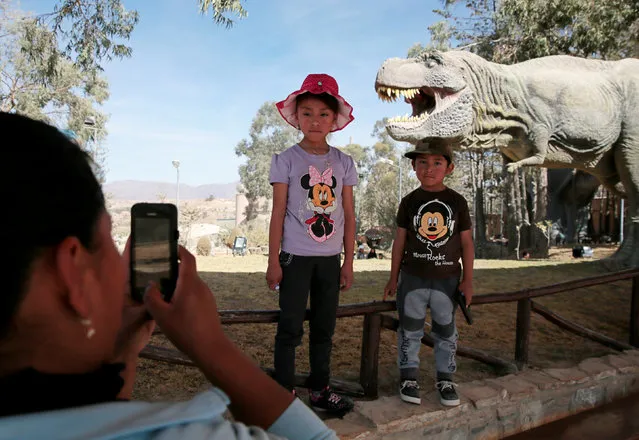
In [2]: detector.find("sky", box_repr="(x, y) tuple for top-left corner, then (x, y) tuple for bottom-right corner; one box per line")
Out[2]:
(20, 0), (444, 185)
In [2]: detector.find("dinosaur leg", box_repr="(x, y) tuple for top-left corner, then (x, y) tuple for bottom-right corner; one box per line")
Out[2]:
(506, 129), (549, 173)
(607, 143), (639, 269)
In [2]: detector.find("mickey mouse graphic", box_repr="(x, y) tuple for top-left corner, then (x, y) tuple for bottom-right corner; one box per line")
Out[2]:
(301, 165), (337, 242)
(414, 199), (455, 248)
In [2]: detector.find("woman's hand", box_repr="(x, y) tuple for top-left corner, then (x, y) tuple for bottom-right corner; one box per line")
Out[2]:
(113, 237), (156, 362)
(144, 246), (226, 361)
(113, 305), (155, 362)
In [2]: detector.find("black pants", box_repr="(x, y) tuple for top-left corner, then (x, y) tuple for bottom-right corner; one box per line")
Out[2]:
(273, 252), (341, 391)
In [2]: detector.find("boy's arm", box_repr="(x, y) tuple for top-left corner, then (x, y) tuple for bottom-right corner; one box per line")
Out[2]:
(459, 229), (475, 304)
(340, 185), (356, 290)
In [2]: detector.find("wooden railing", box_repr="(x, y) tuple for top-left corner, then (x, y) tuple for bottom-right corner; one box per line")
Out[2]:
(141, 268), (639, 399)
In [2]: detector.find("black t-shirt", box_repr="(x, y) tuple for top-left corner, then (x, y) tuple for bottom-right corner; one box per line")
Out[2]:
(397, 187), (472, 279)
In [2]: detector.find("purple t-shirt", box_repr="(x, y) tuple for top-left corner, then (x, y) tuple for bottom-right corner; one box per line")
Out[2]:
(269, 144), (358, 257)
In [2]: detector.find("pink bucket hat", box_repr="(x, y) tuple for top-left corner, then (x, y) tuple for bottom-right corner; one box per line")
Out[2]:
(276, 74), (354, 132)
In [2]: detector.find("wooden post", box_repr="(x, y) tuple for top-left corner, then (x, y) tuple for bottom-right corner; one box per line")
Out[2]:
(359, 313), (382, 399)
(515, 298), (531, 368)
(631, 276), (639, 347)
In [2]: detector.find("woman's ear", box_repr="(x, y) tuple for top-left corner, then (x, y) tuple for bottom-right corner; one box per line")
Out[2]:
(54, 237), (94, 318)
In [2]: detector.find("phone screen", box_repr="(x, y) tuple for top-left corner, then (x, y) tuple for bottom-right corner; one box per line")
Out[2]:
(132, 216), (172, 295)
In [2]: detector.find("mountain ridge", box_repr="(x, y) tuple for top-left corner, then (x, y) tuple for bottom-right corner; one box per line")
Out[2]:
(104, 180), (238, 200)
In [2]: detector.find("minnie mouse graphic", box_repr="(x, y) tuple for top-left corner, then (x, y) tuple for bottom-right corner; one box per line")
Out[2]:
(301, 165), (337, 242)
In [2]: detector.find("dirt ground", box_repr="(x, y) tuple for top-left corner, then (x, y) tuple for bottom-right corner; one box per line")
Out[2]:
(133, 244), (633, 402)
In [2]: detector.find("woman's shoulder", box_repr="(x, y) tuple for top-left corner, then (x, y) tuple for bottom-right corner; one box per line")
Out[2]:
(0, 389), (232, 440)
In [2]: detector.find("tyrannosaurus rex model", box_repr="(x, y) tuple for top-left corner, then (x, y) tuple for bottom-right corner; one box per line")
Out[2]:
(375, 50), (639, 268)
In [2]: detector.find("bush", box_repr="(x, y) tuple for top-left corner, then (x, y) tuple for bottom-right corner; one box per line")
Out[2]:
(244, 219), (269, 248)
(226, 227), (242, 249)
(196, 236), (212, 256)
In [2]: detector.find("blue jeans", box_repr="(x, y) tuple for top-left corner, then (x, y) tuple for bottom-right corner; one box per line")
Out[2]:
(397, 272), (459, 380)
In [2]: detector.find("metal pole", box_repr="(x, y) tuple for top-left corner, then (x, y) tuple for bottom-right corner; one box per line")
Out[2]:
(176, 167), (180, 210)
(620, 198), (625, 242)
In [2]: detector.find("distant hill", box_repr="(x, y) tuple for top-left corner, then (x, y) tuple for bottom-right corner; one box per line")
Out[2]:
(104, 180), (238, 201)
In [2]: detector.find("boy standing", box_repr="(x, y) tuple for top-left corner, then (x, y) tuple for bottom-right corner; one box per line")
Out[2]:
(383, 139), (474, 407)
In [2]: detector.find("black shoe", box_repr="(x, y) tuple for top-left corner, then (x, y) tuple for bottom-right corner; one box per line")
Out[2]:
(436, 380), (460, 406)
(399, 380), (421, 404)
(309, 386), (354, 416)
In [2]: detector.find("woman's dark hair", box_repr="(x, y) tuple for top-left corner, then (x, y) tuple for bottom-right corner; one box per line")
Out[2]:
(296, 92), (339, 114)
(0, 113), (105, 339)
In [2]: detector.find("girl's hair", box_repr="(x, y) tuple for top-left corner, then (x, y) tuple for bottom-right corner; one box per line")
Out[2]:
(296, 92), (339, 114)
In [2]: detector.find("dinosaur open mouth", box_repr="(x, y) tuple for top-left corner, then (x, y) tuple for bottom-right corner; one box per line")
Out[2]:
(375, 85), (462, 123)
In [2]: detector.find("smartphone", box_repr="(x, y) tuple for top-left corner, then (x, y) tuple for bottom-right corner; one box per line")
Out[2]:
(130, 203), (179, 303)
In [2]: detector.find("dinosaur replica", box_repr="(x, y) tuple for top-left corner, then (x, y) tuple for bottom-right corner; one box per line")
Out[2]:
(375, 50), (639, 268)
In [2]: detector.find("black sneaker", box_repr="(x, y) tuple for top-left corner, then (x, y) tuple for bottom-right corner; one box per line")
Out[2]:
(436, 380), (460, 406)
(399, 380), (421, 404)
(309, 386), (354, 416)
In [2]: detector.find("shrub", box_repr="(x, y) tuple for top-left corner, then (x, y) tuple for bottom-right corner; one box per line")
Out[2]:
(196, 236), (212, 256)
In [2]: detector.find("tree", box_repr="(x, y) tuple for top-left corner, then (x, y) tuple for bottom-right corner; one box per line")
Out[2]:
(422, 0), (638, 250)
(359, 121), (419, 231)
(235, 102), (300, 220)
(1, 17), (110, 180)
(407, 16), (453, 57)
(1, 0), (139, 75)
(179, 203), (206, 247)
(340, 143), (370, 233)
(198, 0), (248, 28)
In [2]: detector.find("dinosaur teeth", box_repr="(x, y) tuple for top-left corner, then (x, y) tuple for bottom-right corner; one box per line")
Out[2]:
(377, 86), (422, 101)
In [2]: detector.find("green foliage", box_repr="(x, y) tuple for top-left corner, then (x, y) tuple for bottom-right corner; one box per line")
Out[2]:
(196, 236), (212, 256)
(199, 0), (248, 29)
(243, 219), (269, 248)
(494, 0), (639, 61)
(433, 0), (638, 63)
(356, 122), (420, 232)
(178, 204), (205, 246)
(34, 0), (138, 73)
(407, 19), (452, 57)
(0, 15), (110, 180)
(235, 102), (300, 218)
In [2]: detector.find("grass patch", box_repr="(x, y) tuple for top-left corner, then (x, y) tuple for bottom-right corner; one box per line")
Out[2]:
(134, 245), (632, 401)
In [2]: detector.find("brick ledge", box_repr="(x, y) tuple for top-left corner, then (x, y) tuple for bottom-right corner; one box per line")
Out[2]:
(326, 350), (639, 439)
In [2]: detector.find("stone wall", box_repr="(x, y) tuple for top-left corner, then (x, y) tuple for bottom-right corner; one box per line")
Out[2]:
(326, 350), (639, 439)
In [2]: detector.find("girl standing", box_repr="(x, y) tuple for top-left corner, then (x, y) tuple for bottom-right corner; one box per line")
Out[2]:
(267, 74), (357, 416)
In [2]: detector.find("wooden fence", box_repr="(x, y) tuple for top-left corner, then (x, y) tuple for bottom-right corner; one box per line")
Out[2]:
(141, 268), (639, 399)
